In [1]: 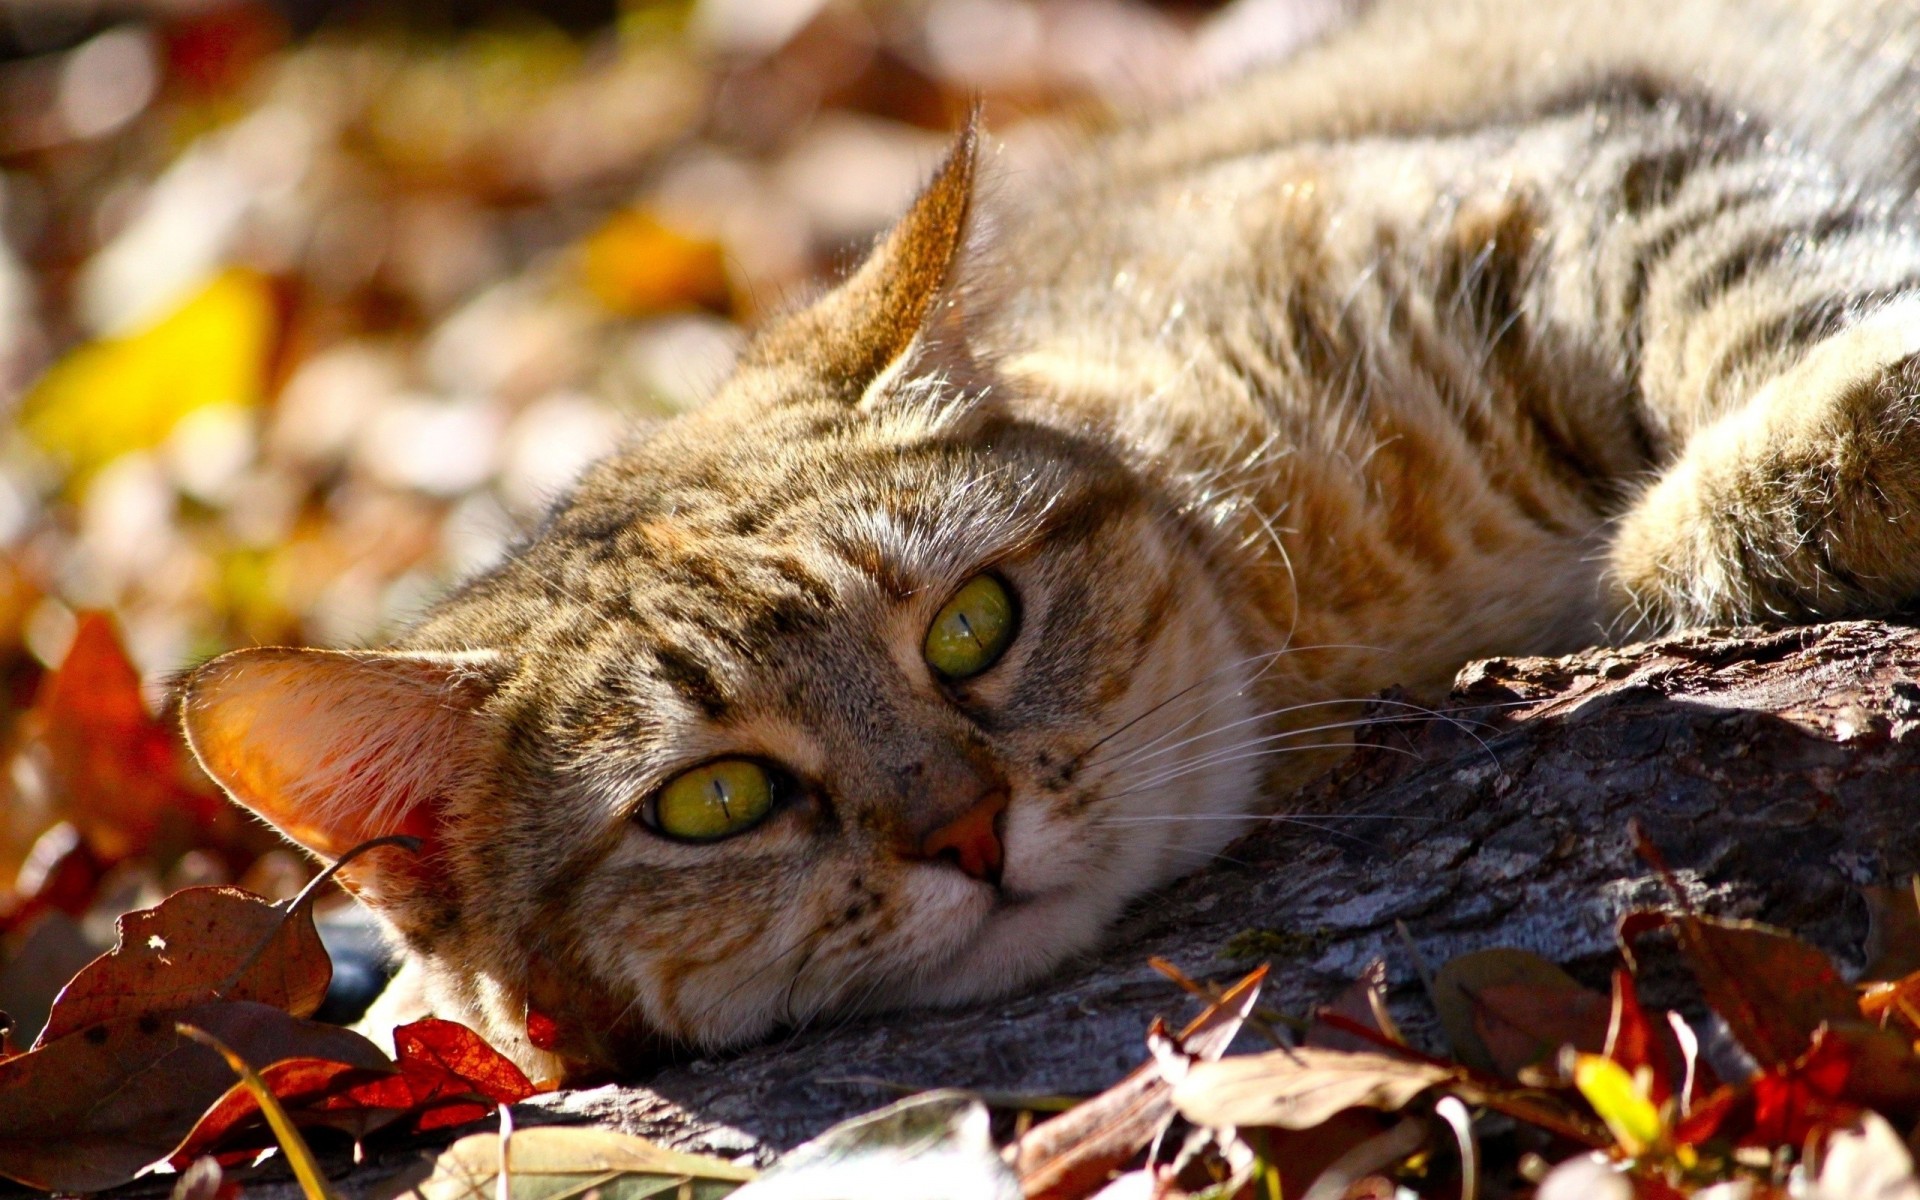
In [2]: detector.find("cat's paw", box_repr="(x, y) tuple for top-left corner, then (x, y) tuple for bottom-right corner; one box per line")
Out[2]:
(1610, 302), (1920, 632)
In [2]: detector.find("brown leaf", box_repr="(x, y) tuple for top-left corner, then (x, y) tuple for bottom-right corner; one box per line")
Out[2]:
(37, 885), (330, 1046)
(1432, 947), (1606, 1078)
(1173, 1047), (1455, 1131)
(0, 999), (388, 1192)
(1859, 880), (1920, 984)
(1010, 967), (1264, 1200)
(1620, 910), (1857, 1069)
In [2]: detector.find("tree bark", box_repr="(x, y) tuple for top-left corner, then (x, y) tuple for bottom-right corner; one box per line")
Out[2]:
(226, 619), (1920, 1192)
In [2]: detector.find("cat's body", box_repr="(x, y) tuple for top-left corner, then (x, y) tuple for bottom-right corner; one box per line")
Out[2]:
(186, 0), (1920, 1078)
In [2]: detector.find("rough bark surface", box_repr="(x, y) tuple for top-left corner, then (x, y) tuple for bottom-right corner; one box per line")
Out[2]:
(161, 620), (1920, 1193)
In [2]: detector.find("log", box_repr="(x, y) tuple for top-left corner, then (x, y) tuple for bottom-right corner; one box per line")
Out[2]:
(208, 619), (1920, 1193)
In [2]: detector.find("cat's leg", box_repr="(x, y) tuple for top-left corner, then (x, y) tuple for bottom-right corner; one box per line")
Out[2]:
(1609, 295), (1920, 632)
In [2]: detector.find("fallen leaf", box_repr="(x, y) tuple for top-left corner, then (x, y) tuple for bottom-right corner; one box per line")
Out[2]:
(1859, 880), (1920, 984)
(579, 209), (731, 317)
(24, 613), (230, 866)
(37, 884), (330, 1046)
(0, 821), (106, 935)
(393, 1124), (755, 1200)
(1172, 1047), (1454, 1132)
(1432, 948), (1607, 1078)
(0, 999), (387, 1192)
(1010, 967), (1263, 1200)
(170, 1017), (535, 1164)
(179, 1022), (342, 1200)
(1620, 910), (1857, 1069)
(168, 1055), (400, 1166)
(1604, 969), (1675, 1107)
(1805, 1111), (1920, 1200)
(734, 1091), (1016, 1200)
(1307, 959), (1402, 1053)
(1573, 1053), (1665, 1157)
(328, 1017), (537, 1131)
(21, 270), (274, 484)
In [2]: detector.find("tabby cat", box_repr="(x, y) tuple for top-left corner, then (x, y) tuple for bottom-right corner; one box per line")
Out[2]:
(184, 0), (1920, 1077)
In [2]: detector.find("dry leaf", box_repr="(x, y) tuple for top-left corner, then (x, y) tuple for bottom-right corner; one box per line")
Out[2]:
(1009, 967), (1263, 1200)
(22, 270), (274, 484)
(735, 1091), (1016, 1200)
(38, 884), (330, 1046)
(1431, 948), (1607, 1078)
(24, 613), (230, 866)
(580, 209), (731, 317)
(0, 999), (387, 1192)
(1805, 1111), (1920, 1200)
(1620, 910), (1858, 1070)
(389, 1124), (755, 1200)
(1172, 1047), (1454, 1131)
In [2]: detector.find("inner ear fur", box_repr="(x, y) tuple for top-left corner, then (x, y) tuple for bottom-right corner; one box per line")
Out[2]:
(181, 646), (502, 867)
(743, 113), (981, 397)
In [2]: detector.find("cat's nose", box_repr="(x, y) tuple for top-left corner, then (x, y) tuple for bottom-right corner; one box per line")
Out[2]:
(915, 787), (1007, 885)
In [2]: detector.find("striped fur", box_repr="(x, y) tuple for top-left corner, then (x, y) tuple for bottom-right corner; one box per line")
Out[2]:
(188, 0), (1920, 1076)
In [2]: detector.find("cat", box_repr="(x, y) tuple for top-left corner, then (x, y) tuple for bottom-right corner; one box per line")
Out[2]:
(183, 0), (1920, 1079)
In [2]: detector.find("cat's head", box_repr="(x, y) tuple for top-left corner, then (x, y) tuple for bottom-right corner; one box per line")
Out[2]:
(181, 123), (1283, 1077)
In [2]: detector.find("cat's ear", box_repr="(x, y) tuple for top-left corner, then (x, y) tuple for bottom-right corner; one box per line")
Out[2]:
(181, 646), (502, 907)
(744, 112), (980, 397)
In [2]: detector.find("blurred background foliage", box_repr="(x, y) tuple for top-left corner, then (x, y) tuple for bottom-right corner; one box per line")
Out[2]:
(0, 0), (1340, 1037)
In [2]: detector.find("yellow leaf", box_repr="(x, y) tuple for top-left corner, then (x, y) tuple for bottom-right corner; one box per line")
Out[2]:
(1572, 1053), (1664, 1157)
(22, 269), (274, 484)
(579, 209), (729, 317)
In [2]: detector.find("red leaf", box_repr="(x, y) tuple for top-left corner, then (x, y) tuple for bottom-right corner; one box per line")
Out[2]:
(38, 886), (331, 1046)
(169, 1018), (537, 1166)
(27, 613), (225, 864)
(167, 1057), (403, 1168)
(1674, 1025), (1920, 1152)
(1604, 969), (1674, 1107)
(333, 1018), (536, 1132)
(1620, 910), (1856, 1069)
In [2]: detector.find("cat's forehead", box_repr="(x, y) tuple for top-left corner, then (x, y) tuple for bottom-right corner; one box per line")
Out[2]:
(556, 396), (1066, 584)
(460, 393), (1102, 709)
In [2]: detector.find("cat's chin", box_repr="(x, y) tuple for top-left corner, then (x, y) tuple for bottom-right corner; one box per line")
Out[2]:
(896, 881), (1119, 1010)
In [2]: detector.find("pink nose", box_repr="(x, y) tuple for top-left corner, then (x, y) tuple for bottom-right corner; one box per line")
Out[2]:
(916, 788), (1007, 884)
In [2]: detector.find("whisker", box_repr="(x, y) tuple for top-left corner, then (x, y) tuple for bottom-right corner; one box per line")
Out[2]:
(1095, 813), (1443, 824)
(1121, 713), (1462, 795)
(1075, 642), (1389, 770)
(1106, 694), (1488, 772)
(1099, 739), (1420, 804)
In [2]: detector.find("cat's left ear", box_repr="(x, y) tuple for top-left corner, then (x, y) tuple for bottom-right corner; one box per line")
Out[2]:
(743, 111), (981, 399)
(180, 646), (503, 916)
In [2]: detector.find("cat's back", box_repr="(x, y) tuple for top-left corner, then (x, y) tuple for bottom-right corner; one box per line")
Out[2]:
(1107, 0), (1920, 197)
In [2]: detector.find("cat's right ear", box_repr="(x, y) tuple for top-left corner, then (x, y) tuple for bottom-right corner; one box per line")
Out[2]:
(741, 112), (982, 400)
(181, 646), (501, 909)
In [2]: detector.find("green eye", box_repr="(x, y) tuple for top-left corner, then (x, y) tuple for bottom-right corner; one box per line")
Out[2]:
(924, 573), (1018, 681)
(651, 759), (777, 842)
